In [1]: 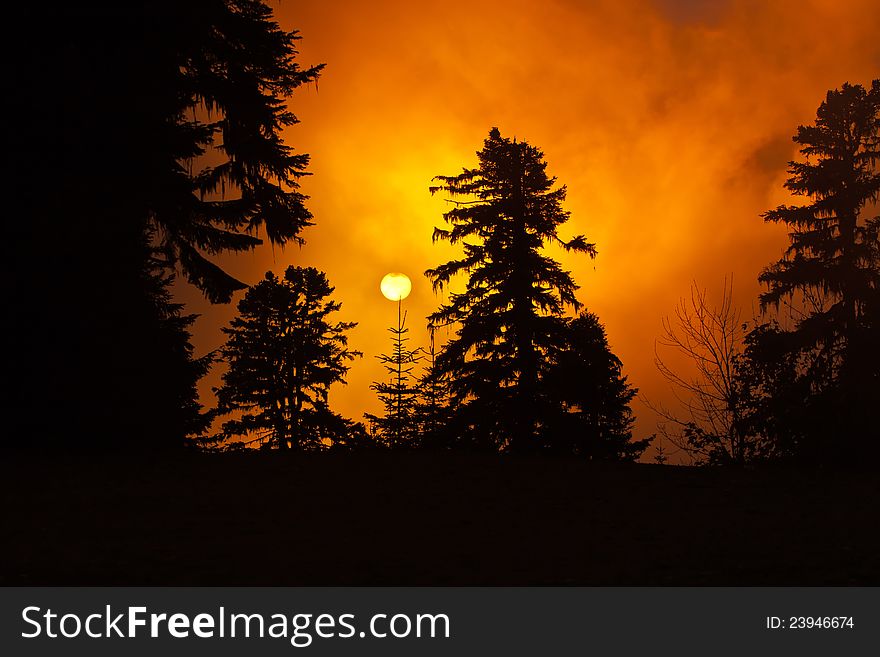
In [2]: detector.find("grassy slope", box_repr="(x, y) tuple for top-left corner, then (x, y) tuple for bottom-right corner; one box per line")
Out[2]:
(1, 451), (877, 585)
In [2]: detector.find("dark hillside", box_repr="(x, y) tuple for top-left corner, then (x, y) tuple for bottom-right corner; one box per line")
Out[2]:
(2, 452), (877, 585)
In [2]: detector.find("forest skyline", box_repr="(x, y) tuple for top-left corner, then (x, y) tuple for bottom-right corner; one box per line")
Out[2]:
(4, 0), (878, 597)
(172, 0), (880, 453)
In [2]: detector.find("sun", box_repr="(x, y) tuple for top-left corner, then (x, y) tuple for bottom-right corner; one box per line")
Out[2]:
(380, 272), (412, 301)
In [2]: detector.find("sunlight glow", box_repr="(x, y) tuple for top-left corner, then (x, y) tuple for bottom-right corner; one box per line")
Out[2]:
(380, 272), (412, 301)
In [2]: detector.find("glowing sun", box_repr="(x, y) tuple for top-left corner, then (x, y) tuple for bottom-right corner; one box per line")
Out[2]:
(380, 272), (412, 301)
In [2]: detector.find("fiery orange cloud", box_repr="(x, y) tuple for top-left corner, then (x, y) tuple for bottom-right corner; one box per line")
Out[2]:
(177, 0), (880, 452)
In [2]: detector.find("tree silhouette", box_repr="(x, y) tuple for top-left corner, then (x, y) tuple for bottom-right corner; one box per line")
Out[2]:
(364, 312), (424, 448)
(151, 1), (324, 304)
(426, 127), (597, 451)
(543, 312), (650, 460)
(10, 1), (322, 448)
(734, 321), (813, 461)
(214, 267), (360, 450)
(413, 328), (454, 449)
(142, 261), (216, 441)
(751, 80), (879, 460)
(648, 279), (766, 465)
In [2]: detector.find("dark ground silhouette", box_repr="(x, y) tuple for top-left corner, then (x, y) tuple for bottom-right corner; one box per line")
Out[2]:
(2, 451), (877, 585)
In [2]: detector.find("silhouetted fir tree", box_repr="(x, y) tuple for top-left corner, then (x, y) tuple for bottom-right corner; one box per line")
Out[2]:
(749, 80), (880, 461)
(735, 321), (813, 461)
(426, 128), (597, 451)
(322, 416), (386, 451)
(150, 2), (324, 303)
(9, 1), (322, 448)
(365, 312), (424, 448)
(142, 248), (215, 440)
(543, 312), (650, 460)
(413, 329), (454, 448)
(214, 267), (360, 450)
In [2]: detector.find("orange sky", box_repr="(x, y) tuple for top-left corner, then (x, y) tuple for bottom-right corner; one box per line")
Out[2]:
(177, 0), (880, 454)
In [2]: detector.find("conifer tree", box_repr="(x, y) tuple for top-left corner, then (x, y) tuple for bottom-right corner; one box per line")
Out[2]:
(142, 256), (215, 441)
(365, 312), (424, 448)
(413, 329), (453, 448)
(10, 1), (323, 448)
(751, 80), (879, 459)
(544, 312), (650, 460)
(215, 267), (360, 449)
(426, 128), (597, 451)
(152, 1), (324, 303)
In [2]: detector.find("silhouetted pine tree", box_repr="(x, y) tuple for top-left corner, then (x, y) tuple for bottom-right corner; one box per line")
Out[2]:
(412, 329), (453, 448)
(365, 312), (424, 448)
(143, 250), (215, 441)
(327, 419), (383, 451)
(9, 1), (322, 448)
(749, 80), (879, 461)
(735, 321), (812, 461)
(426, 127), (597, 451)
(214, 267), (360, 450)
(151, 1), (324, 303)
(543, 312), (650, 460)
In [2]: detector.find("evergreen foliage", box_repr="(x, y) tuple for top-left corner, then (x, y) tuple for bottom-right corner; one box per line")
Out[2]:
(214, 267), (360, 450)
(427, 127), (603, 451)
(9, 1), (322, 447)
(412, 329), (454, 449)
(148, 0), (324, 304)
(364, 312), (424, 448)
(748, 80), (880, 460)
(544, 312), (650, 460)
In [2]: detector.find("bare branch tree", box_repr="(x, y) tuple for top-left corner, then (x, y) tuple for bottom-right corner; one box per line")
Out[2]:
(646, 277), (752, 465)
